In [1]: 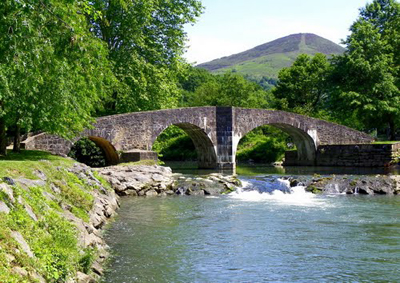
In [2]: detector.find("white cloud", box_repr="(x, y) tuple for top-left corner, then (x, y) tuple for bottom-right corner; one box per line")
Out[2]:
(184, 35), (254, 65)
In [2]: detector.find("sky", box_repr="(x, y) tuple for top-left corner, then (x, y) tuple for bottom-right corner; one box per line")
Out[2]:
(183, 0), (371, 64)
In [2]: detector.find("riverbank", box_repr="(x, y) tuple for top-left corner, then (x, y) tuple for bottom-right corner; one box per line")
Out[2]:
(0, 152), (240, 282)
(0, 151), (119, 282)
(1, 151), (399, 282)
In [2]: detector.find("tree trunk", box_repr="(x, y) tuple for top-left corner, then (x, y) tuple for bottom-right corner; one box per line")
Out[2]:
(388, 118), (396, 141)
(13, 123), (21, 152)
(0, 115), (6, 156)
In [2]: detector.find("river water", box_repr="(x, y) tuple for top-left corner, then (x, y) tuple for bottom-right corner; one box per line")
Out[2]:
(103, 167), (400, 282)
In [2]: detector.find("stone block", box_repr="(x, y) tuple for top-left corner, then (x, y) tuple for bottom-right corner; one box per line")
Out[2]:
(120, 150), (158, 163)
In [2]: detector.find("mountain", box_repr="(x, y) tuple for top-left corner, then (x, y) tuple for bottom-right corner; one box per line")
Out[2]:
(197, 33), (345, 82)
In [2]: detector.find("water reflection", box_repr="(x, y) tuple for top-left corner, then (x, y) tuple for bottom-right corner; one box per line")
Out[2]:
(165, 161), (400, 176)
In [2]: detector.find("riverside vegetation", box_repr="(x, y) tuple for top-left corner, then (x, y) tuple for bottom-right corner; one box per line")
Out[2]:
(0, 150), (119, 282)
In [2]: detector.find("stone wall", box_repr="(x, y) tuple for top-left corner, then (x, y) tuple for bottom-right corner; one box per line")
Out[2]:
(119, 150), (158, 163)
(285, 143), (400, 167)
(23, 133), (73, 156)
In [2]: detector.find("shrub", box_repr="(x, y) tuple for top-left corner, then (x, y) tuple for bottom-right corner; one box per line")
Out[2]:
(153, 126), (197, 161)
(68, 138), (107, 167)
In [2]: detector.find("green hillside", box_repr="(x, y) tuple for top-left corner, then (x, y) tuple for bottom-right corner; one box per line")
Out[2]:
(197, 33), (345, 81)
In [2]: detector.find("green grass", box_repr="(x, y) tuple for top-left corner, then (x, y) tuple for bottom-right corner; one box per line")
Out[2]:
(0, 150), (74, 179)
(373, 141), (399, 144)
(0, 149), (68, 161)
(118, 159), (160, 166)
(0, 150), (108, 282)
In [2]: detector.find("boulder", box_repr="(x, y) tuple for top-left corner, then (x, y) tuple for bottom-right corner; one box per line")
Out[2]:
(76, 272), (96, 283)
(298, 175), (399, 195)
(145, 189), (158, 197)
(29, 271), (46, 283)
(16, 178), (46, 188)
(0, 183), (15, 203)
(0, 201), (10, 214)
(96, 165), (174, 196)
(24, 203), (38, 221)
(12, 266), (28, 277)
(3, 177), (15, 186)
(11, 231), (34, 258)
(34, 170), (47, 181)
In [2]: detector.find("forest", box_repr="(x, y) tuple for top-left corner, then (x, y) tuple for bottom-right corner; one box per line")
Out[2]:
(0, 0), (399, 164)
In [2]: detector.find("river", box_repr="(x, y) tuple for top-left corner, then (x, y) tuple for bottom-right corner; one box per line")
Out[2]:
(103, 166), (400, 282)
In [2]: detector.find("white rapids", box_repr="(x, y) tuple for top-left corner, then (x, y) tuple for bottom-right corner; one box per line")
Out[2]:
(228, 177), (326, 207)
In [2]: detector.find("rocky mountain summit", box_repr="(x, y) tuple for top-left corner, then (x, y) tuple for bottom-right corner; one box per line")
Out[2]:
(197, 33), (345, 80)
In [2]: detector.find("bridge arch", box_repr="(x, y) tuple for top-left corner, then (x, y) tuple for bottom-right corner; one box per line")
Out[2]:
(151, 122), (217, 169)
(234, 123), (317, 165)
(232, 109), (325, 166)
(87, 136), (120, 165)
(69, 136), (119, 166)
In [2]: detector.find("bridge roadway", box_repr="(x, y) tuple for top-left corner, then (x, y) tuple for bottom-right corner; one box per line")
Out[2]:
(24, 107), (373, 169)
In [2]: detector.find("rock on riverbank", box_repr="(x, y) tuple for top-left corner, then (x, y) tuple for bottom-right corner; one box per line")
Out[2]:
(67, 163), (120, 282)
(97, 165), (241, 197)
(286, 175), (400, 195)
(97, 165), (175, 196)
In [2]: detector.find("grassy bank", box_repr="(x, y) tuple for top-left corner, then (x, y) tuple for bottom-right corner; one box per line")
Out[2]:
(0, 150), (113, 282)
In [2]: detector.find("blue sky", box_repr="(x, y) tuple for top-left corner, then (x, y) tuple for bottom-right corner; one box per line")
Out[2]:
(184, 0), (370, 64)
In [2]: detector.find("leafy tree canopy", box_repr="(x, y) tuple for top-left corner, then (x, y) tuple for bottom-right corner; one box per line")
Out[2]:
(0, 0), (203, 155)
(273, 53), (331, 116)
(0, 0), (113, 154)
(180, 69), (273, 108)
(330, 0), (400, 139)
(88, 0), (204, 114)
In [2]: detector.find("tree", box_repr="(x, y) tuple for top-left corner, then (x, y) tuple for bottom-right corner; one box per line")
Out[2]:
(177, 66), (215, 106)
(273, 53), (331, 115)
(330, 0), (400, 139)
(87, 0), (203, 114)
(0, 0), (113, 155)
(187, 72), (272, 108)
(0, 66), (11, 155)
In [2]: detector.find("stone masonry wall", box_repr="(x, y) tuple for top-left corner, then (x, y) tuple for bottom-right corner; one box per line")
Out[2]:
(23, 107), (376, 168)
(23, 133), (73, 156)
(285, 143), (400, 167)
(316, 143), (400, 167)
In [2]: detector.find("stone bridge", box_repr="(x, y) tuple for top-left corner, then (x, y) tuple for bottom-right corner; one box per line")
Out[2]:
(24, 107), (374, 169)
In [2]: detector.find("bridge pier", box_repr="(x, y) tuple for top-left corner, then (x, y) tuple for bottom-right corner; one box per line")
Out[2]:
(215, 107), (236, 170)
